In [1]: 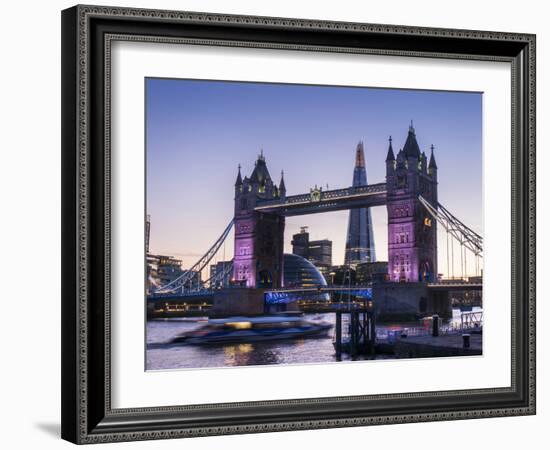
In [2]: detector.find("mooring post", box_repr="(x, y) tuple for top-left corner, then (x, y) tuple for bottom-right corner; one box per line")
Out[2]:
(370, 311), (376, 356)
(462, 333), (471, 349)
(432, 314), (440, 337)
(362, 310), (369, 355)
(335, 311), (342, 359)
(358, 311), (363, 354)
(349, 309), (357, 359)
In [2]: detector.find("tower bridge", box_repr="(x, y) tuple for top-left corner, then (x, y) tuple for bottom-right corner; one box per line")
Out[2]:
(232, 123), (439, 290)
(150, 123), (483, 320)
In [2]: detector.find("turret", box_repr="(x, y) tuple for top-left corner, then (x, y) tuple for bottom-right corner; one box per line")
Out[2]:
(235, 164), (243, 191)
(249, 149), (274, 197)
(279, 170), (286, 199)
(386, 135), (396, 175)
(420, 151), (427, 173)
(428, 144), (438, 177)
(403, 121), (421, 166)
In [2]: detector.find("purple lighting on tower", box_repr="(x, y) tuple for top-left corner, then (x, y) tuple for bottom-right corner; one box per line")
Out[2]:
(233, 152), (285, 288)
(386, 123), (438, 283)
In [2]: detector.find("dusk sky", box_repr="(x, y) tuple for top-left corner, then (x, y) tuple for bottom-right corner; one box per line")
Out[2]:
(146, 78), (482, 278)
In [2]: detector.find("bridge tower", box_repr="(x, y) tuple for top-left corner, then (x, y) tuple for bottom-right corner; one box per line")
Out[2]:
(385, 123), (438, 283)
(233, 152), (285, 289)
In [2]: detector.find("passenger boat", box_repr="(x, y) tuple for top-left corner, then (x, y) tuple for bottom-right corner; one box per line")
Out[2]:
(171, 315), (332, 345)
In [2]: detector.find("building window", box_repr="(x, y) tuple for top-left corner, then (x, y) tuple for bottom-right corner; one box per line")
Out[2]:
(395, 232), (409, 244)
(239, 246), (250, 256)
(394, 205), (410, 217)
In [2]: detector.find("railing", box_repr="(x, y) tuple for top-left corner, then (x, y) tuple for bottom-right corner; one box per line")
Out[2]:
(149, 289), (216, 299)
(429, 279), (481, 286)
(268, 285), (373, 293)
(461, 311), (483, 329)
(376, 311), (483, 341)
(436, 277), (471, 282)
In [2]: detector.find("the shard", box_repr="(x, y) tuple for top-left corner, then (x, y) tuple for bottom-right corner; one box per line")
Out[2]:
(344, 141), (376, 266)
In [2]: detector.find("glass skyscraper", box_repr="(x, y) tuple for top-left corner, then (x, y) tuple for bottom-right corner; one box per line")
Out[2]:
(344, 141), (376, 266)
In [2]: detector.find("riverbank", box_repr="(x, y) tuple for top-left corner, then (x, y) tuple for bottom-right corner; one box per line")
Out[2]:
(394, 333), (482, 358)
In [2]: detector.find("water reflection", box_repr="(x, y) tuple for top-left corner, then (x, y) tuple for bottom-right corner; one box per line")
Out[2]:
(146, 309), (481, 370)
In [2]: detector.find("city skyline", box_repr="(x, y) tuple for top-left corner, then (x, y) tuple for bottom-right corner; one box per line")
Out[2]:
(146, 78), (482, 277)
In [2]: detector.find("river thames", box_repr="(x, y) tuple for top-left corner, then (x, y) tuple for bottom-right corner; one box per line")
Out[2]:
(146, 309), (480, 370)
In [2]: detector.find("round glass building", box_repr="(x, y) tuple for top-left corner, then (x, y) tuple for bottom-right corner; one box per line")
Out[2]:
(283, 253), (327, 288)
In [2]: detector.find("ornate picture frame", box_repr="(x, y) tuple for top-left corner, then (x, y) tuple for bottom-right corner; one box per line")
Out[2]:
(61, 5), (535, 444)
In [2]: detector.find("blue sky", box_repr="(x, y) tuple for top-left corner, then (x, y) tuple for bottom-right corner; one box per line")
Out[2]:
(146, 78), (482, 277)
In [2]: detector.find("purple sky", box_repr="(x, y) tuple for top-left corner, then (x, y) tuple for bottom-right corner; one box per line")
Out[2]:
(146, 78), (482, 277)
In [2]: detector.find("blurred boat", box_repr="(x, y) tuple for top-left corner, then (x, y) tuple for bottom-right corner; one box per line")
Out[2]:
(171, 315), (332, 345)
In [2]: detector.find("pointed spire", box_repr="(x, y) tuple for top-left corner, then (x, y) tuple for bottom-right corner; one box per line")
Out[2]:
(386, 135), (395, 161)
(279, 170), (286, 192)
(420, 151), (427, 172)
(235, 164), (243, 186)
(355, 141), (365, 168)
(403, 121), (421, 158)
(250, 150), (272, 184)
(429, 144), (438, 169)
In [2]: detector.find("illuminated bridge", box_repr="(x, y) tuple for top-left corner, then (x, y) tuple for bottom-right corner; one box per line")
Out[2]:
(148, 124), (483, 319)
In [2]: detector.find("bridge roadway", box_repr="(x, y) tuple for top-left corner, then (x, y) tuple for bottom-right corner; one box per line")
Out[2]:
(266, 282), (482, 294)
(426, 282), (482, 291)
(263, 282), (482, 304)
(254, 182), (387, 216)
(148, 281), (482, 304)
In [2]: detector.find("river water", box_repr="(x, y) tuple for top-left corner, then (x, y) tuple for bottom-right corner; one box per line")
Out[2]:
(146, 309), (481, 371)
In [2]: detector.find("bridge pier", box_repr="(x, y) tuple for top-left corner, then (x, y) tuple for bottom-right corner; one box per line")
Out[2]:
(211, 288), (266, 317)
(428, 290), (452, 319)
(211, 287), (300, 317)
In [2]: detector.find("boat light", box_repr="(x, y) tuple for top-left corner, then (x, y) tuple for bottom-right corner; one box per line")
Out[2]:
(227, 321), (252, 329)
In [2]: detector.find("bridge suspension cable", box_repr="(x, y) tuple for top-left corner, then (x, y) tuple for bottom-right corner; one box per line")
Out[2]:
(154, 219), (234, 294)
(418, 195), (483, 257)
(419, 195), (482, 279)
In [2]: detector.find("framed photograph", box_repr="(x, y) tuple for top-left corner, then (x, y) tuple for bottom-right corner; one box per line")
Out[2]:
(61, 5), (536, 444)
